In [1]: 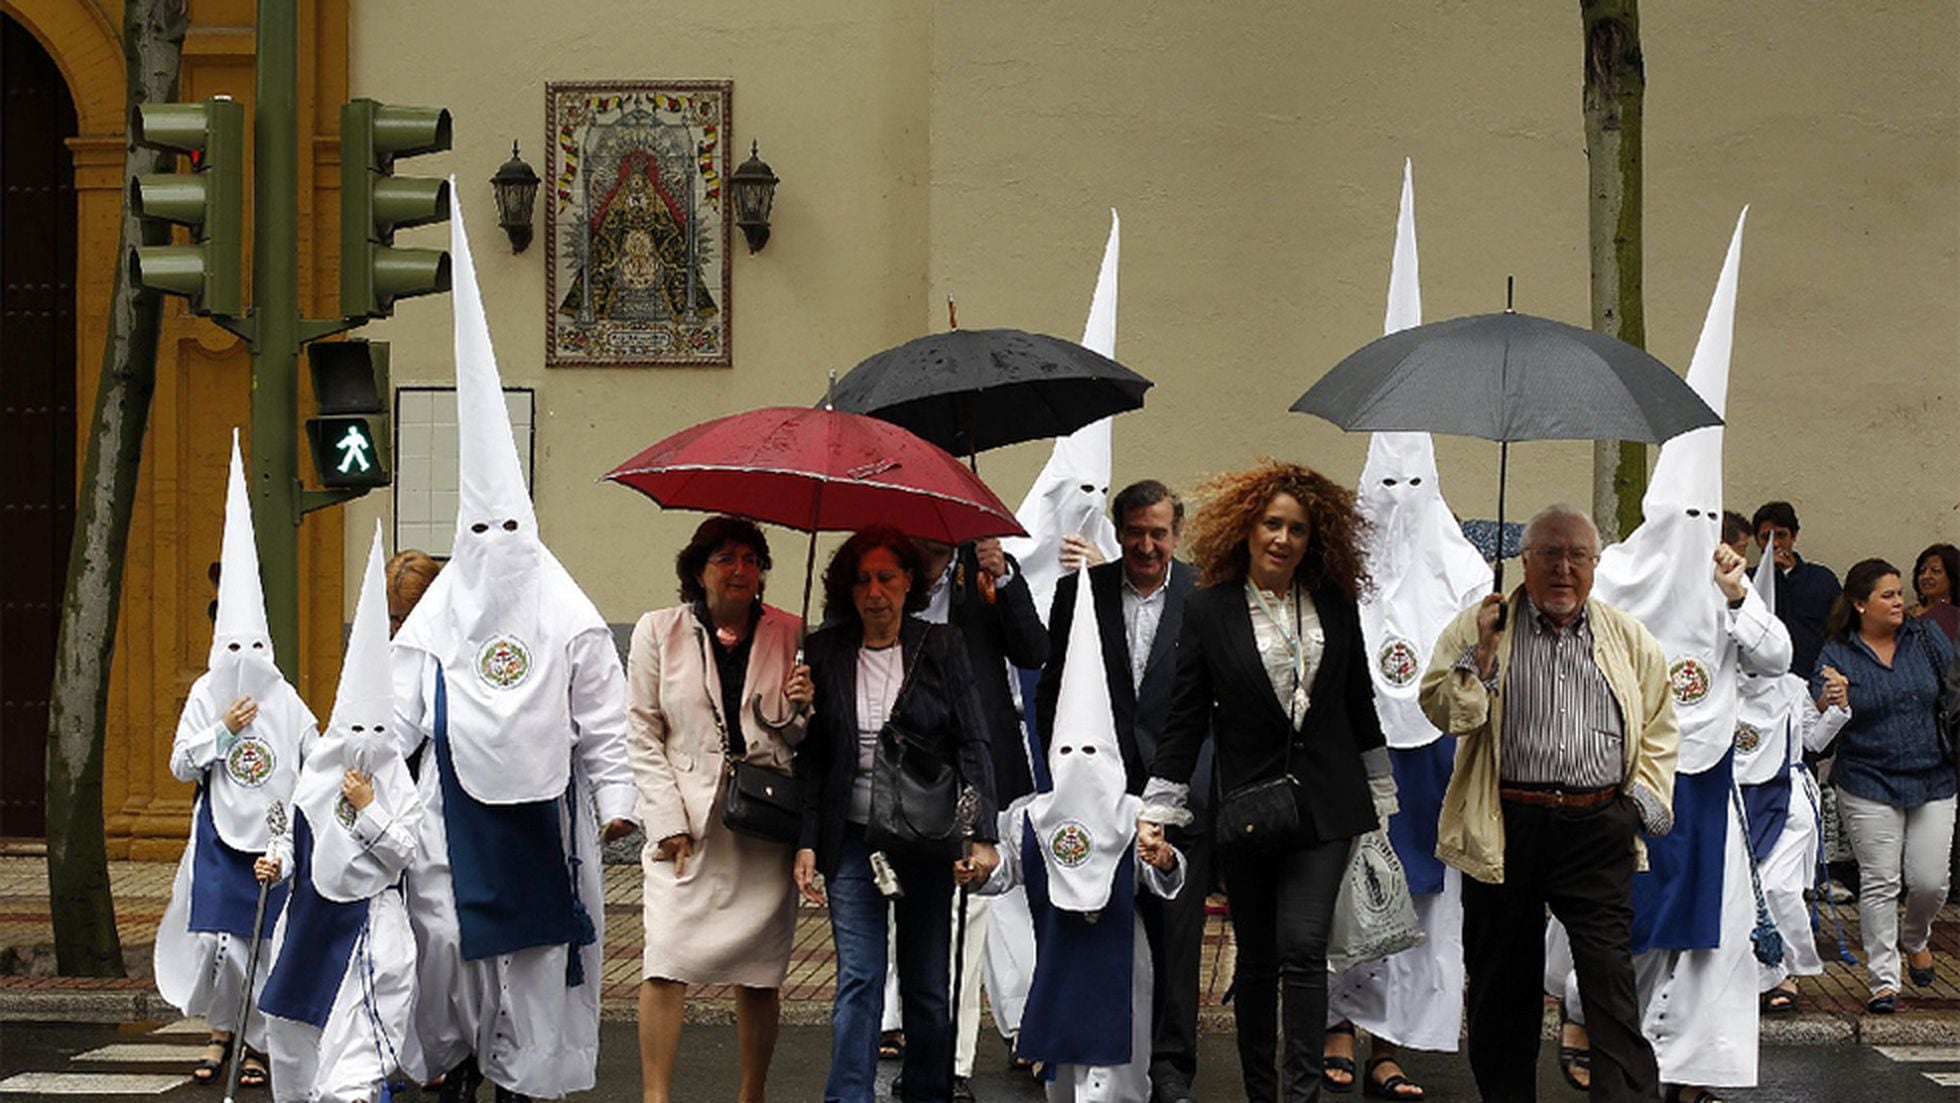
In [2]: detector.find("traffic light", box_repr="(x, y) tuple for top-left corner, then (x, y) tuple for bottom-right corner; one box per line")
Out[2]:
(340, 99), (453, 319)
(305, 340), (391, 489)
(127, 97), (244, 316)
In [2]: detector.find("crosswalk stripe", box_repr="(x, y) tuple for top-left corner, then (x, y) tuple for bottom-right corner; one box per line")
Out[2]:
(1925, 1072), (1960, 1087)
(1874, 1045), (1960, 1063)
(146, 1017), (210, 1036)
(0, 1072), (189, 1095)
(68, 1043), (207, 1064)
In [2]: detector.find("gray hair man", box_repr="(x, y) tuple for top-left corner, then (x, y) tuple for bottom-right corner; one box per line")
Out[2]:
(1419, 504), (1678, 1102)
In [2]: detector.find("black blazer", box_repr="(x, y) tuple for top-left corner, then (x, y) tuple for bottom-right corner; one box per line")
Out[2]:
(1150, 579), (1385, 844)
(1036, 562), (1209, 809)
(944, 542), (1050, 805)
(797, 616), (999, 879)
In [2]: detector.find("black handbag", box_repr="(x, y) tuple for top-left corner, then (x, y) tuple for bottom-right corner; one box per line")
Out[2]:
(722, 757), (802, 845)
(867, 645), (963, 861)
(704, 638), (802, 844)
(1216, 770), (1301, 853)
(1919, 622), (1960, 763)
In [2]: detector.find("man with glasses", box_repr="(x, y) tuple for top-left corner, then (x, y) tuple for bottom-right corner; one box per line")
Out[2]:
(1421, 504), (1678, 1103)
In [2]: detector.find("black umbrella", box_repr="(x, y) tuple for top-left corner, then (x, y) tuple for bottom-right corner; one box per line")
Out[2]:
(1292, 298), (1721, 612)
(827, 327), (1152, 466)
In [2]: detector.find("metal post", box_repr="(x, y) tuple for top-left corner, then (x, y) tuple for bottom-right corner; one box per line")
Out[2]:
(251, 0), (302, 677)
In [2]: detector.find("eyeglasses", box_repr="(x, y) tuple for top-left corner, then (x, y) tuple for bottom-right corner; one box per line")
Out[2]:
(708, 551), (764, 569)
(1523, 546), (1599, 566)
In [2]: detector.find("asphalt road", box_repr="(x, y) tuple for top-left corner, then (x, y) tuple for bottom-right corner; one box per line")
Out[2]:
(2, 1019), (1954, 1101)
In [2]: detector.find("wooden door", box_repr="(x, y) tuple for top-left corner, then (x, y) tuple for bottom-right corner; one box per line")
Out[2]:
(0, 14), (80, 839)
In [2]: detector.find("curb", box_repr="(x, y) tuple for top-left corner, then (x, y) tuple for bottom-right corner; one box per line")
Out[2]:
(8, 986), (1958, 1046)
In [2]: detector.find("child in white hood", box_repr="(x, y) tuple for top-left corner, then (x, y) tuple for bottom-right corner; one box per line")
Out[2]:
(257, 526), (422, 1103)
(979, 565), (1184, 1103)
(155, 431), (318, 1088)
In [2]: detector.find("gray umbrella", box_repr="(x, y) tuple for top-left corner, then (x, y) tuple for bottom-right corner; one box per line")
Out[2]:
(1291, 306), (1720, 615)
(1290, 311), (1719, 442)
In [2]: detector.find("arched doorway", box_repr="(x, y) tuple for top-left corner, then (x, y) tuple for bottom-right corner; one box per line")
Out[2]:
(0, 12), (79, 840)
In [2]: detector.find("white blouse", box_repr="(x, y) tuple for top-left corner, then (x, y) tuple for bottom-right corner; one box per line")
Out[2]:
(848, 643), (906, 825)
(1245, 581), (1324, 729)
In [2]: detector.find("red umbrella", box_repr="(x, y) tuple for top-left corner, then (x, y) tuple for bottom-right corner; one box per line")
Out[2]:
(603, 405), (1026, 626)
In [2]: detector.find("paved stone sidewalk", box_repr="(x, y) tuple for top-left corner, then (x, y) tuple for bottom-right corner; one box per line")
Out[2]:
(5, 857), (1959, 1041)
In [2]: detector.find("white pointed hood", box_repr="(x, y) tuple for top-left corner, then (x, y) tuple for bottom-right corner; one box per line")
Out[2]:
(1595, 208), (1749, 773)
(392, 185), (609, 804)
(1025, 564), (1141, 913)
(1003, 210), (1123, 619)
(294, 523), (421, 901)
(1356, 163), (1491, 748)
(194, 428), (315, 850)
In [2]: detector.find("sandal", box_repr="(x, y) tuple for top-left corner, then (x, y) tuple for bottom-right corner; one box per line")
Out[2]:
(238, 1049), (270, 1088)
(191, 1036), (232, 1083)
(1668, 1087), (1723, 1103)
(1322, 1021), (1357, 1094)
(1557, 1007), (1591, 1093)
(1760, 985), (1798, 1013)
(1868, 990), (1898, 1014)
(1364, 1053), (1424, 1099)
(879, 1029), (905, 1061)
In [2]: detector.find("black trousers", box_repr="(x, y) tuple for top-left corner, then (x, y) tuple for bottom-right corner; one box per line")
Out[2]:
(1145, 820), (1215, 1089)
(1461, 796), (1659, 1103)
(1221, 834), (1349, 1103)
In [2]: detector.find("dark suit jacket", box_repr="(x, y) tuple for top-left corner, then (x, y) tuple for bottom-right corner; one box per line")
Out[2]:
(1150, 579), (1385, 844)
(797, 616), (999, 879)
(943, 543), (1049, 805)
(1036, 561), (1211, 811)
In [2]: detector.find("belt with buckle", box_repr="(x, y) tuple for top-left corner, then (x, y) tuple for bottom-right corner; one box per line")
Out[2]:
(1499, 784), (1619, 809)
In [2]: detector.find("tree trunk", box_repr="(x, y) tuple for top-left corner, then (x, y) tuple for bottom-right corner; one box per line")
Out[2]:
(1581, 0), (1647, 543)
(45, 0), (190, 977)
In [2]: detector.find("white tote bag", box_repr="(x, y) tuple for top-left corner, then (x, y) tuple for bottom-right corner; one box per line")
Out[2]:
(1326, 829), (1424, 973)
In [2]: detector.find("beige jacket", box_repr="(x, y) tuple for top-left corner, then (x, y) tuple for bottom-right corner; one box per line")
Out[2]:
(627, 603), (806, 845)
(1419, 589), (1678, 885)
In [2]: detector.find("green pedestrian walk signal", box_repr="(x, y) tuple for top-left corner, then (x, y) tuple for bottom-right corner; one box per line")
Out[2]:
(341, 99), (453, 319)
(305, 340), (391, 490)
(127, 97), (245, 316)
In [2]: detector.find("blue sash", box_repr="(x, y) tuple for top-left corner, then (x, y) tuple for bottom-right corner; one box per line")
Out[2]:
(1631, 749), (1733, 954)
(188, 784), (289, 938)
(1386, 740), (1454, 896)
(258, 812), (365, 1027)
(1740, 773), (1793, 867)
(1016, 819), (1136, 1073)
(431, 669), (582, 964)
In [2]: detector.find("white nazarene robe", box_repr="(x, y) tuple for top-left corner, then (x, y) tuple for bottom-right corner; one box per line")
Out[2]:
(392, 642), (636, 1097)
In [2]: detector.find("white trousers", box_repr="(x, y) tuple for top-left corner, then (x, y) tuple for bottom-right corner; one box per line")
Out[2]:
(154, 834), (273, 1051)
(1836, 789), (1957, 994)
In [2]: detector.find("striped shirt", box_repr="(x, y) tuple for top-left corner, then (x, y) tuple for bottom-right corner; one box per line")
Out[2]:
(1498, 599), (1626, 787)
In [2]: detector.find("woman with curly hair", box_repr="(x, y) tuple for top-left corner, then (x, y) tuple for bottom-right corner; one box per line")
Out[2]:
(1140, 460), (1397, 1103)
(1909, 543), (1960, 645)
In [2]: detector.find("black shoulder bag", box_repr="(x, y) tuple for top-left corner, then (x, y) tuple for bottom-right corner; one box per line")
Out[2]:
(867, 641), (963, 860)
(710, 635), (803, 845)
(1917, 623), (1960, 764)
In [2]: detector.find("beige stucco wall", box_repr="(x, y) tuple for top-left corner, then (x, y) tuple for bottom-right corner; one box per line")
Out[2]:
(349, 0), (1959, 622)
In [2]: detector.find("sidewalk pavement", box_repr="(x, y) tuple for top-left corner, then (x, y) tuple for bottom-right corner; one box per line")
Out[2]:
(5, 857), (1958, 1043)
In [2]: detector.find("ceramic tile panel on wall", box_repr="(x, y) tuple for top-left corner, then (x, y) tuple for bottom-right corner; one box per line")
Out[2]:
(393, 386), (534, 558)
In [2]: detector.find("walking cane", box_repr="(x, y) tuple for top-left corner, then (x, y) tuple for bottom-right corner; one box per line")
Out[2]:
(223, 800), (287, 1103)
(949, 785), (980, 1092)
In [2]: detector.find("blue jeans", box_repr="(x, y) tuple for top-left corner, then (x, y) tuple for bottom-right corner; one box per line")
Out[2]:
(825, 827), (955, 1103)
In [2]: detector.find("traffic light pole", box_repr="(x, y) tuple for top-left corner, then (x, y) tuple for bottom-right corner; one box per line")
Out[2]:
(249, 0), (304, 677)
(246, 0), (359, 678)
